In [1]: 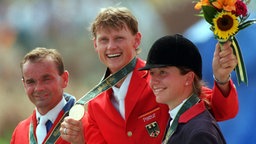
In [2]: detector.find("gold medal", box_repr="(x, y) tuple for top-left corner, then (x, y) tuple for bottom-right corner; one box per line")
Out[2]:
(69, 104), (85, 120)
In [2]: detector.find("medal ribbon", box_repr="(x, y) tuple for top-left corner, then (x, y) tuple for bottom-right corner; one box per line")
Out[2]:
(75, 57), (137, 105)
(162, 94), (200, 144)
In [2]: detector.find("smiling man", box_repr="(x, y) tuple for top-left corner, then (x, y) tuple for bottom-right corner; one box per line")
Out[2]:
(11, 47), (86, 144)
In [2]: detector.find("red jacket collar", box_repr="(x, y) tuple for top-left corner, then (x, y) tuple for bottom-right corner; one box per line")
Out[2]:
(178, 101), (206, 123)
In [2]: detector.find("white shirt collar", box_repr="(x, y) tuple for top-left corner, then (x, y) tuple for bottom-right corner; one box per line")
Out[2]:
(112, 72), (133, 100)
(36, 96), (67, 123)
(111, 72), (133, 111)
(169, 98), (188, 122)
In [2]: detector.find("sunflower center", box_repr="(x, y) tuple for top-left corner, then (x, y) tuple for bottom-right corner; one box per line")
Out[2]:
(217, 15), (234, 31)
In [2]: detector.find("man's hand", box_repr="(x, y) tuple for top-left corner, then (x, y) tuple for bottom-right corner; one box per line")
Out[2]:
(60, 116), (85, 144)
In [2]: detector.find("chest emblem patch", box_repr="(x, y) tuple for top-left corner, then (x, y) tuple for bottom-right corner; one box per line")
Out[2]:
(145, 121), (160, 137)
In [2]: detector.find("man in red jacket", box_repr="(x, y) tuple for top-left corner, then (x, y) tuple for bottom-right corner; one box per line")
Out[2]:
(11, 48), (86, 144)
(60, 7), (238, 144)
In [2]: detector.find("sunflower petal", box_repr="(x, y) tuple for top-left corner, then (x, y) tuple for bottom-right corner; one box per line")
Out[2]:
(213, 12), (239, 41)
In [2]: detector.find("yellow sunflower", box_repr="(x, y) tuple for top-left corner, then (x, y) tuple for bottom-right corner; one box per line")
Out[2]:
(213, 11), (239, 41)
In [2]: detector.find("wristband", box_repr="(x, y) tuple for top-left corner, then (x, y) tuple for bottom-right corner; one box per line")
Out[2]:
(213, 74), (231, 85)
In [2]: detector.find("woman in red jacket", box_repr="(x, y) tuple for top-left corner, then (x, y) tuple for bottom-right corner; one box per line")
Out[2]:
(140, 34), (228, 143)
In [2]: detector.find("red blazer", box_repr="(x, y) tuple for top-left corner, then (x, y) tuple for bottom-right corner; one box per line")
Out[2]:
(11, 111), (71, 144)
(85, 58), (238, 144)
(201, 80), (238, 121)
(10, 94), (87, 144)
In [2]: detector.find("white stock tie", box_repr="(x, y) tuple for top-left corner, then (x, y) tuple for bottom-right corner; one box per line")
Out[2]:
(112, 72), (132, 119)
(36, 116), (47, 144)
(118, 96), (125, 119)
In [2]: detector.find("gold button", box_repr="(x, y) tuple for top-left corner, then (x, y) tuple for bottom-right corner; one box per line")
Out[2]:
(127, 131), (132, 137)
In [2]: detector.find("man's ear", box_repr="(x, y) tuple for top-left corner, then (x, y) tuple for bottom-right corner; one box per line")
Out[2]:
(133, 32), (142, 49)
(93, 39), (98, 52)
(62, 71), (69, 88)
(21, 77), (26, 86)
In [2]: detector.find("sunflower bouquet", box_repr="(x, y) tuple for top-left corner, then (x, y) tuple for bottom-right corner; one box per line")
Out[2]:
(194, 0), (256, 85)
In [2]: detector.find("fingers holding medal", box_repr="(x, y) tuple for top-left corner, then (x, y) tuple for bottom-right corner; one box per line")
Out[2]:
(60, 104), (84, 137)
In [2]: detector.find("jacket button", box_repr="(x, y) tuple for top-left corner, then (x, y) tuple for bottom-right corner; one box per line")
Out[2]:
(127, 131), (133, 137)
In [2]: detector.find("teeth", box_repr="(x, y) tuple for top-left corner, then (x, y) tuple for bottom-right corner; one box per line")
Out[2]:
(108, 53), (120, 58)
(153, 87), (163, 93)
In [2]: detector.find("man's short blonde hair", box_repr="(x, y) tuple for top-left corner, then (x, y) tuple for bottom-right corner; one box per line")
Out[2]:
(90, 7), (139, 39)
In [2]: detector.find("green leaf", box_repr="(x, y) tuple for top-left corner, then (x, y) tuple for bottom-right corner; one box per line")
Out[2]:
(202, 5), (218, 25)
(238, 19), (256, 31)
(231, 37), (248, 85)
(195, 13), (204, 18)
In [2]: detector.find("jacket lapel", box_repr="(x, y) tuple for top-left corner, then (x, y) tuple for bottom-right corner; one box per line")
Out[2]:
(125, 59), (148, 120)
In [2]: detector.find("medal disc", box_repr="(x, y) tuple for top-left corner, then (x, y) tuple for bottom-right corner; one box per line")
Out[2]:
(69, 104), (85, 120)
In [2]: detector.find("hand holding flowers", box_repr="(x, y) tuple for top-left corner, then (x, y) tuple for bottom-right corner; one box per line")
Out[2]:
(194, 0), (256, 85)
